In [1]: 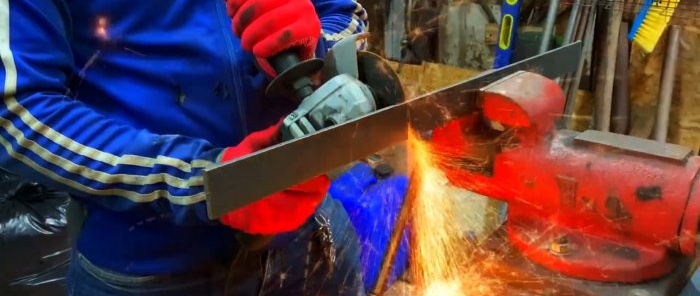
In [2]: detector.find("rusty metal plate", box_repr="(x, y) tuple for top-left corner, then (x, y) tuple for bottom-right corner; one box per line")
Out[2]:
(573, 130), (693, 164)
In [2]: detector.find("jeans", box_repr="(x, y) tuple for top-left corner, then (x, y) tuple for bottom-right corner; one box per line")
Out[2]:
(66, 196), (365, 296)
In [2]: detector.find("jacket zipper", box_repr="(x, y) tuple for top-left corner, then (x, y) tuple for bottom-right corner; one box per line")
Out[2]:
(214, 0), (248, 135)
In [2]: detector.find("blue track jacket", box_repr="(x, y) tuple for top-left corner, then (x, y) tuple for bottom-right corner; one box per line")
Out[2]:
(0, 0), (367, 275)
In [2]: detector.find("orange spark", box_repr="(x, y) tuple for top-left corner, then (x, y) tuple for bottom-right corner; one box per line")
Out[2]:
(95, 16), (110, 41)
(406, 129), (503, 295)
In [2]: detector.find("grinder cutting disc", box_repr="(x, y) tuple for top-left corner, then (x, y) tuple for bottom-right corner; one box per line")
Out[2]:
(320, 49), (405, 110)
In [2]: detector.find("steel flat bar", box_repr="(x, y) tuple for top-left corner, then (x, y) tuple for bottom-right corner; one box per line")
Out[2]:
(204, 41), (582, 219)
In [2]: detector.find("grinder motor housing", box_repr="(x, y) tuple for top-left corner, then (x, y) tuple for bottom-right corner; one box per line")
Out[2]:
(266, 34), (405, 141)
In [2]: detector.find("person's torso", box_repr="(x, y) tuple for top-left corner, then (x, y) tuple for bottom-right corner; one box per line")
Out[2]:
(63, 0), (292, 275)
(66, 0), (285, 147)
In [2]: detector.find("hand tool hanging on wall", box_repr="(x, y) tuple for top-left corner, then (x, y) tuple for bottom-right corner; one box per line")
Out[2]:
(493, 0), (523, 68)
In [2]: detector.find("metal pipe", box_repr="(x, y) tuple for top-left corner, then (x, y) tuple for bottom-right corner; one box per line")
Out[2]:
(539, 0), (560, 53)
(653, 25), (682, 142)
(370, 170), (419, 296)
(562, 1), (592, 97)
(572, 0), (589, 41)
(557, 0), (581, 89)
(593, 1), (622, 132)
(563, 2), (596, 129)
(563, 0), (581, 44)
(611, 21), (630, 134)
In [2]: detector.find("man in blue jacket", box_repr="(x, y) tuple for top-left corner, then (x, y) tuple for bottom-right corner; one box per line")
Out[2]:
(0, 0), (406, 295)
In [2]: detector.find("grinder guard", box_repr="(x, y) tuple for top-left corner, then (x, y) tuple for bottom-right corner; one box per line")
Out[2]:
(319, 36), (405, 110)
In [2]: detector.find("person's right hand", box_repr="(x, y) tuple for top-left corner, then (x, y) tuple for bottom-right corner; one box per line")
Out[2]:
(226, 0), (322, 77)
(217, 119), (330, 235)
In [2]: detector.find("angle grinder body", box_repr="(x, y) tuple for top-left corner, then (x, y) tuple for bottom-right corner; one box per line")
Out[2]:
(280, 73), (377, 140)
(236, 34), (405, 250)
(267, 34), (404, 141)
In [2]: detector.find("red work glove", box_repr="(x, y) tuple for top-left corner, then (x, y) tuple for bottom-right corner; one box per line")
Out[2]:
(226, 0), (322, 77)
(218, 119), (330, 234)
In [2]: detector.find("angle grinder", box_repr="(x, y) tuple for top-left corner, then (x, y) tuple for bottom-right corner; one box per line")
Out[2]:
(237, 33), (405, 250)
(271, 34), (404, 141)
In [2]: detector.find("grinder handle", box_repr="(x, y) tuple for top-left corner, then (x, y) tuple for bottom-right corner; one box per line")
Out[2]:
(264, 49), (324, 100)
(269, 50), (301, 75)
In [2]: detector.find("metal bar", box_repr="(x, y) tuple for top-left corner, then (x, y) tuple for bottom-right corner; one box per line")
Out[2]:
(561, 0), (590, 99)
(563, 0), (582, 44)
(563, 2), (597, 129)
(203, 42), (583, 219)
(478, 0), (499, 24)
(539, 0), (560, 53)
(593, 0), (623, 132)
(557, 0), (582, 86)
(573, 0), (591, 41)
(653, 25), (682, 142)
(370, 170), (419, 296)
(574, 130), (692, 164)
(611, 21), (630, 134)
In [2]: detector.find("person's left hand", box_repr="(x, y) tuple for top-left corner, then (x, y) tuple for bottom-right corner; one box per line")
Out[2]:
(217, 118), (330, 235)
(226, 0), (322, 77)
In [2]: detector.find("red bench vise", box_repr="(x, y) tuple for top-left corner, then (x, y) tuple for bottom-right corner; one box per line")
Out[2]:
(431, 71), (700, 286)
